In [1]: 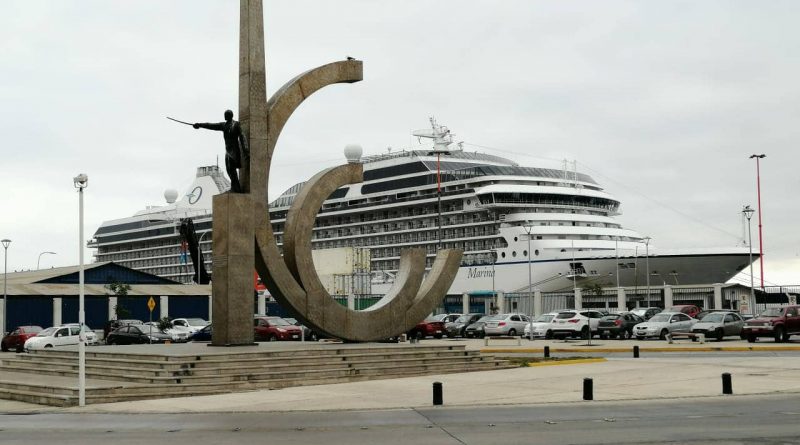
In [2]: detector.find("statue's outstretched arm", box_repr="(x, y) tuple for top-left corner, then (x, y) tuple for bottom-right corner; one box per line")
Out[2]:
(193, 122), (225, 131)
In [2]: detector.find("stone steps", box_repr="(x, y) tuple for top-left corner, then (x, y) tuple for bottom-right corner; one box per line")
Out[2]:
(0, 344), (513, 406)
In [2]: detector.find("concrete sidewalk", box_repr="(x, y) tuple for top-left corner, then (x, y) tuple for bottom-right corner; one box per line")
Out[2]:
(8, 355), (788, 414)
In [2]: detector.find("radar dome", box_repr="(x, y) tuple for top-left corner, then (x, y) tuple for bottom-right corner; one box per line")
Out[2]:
(344, 144), (363, 163)
(164, 188), (179, 204)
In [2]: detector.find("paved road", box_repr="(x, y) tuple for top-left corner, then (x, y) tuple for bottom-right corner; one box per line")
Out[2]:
(2, 394), (799, 444)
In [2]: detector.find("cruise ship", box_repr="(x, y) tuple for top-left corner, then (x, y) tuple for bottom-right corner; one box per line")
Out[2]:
(90, 120), (755, 295)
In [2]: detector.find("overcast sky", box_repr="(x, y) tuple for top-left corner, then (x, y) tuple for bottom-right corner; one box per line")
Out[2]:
(1, 1), (797, 286)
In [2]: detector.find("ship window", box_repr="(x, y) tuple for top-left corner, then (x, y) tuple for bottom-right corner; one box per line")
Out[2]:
(514, 237), (518, 242)
(501, 252), (506, 258)
(512, 251), (517, 257)
(534, 249), (539, 256)
(523, 250), (527, 257)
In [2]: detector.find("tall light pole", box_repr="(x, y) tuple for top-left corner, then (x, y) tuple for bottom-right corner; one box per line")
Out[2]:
(73, 173), (88, 407)
(743, 205), (756, 314)
(36, 251), (56, 270)
(749, 154), (766, 289)
(644, 237), (651, 308)
(197, 231), (211, 284)
(524, 224), (534, 340)
(2, 239), (10, 336)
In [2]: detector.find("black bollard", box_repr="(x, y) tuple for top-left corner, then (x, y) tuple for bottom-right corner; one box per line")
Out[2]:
(583, 378), (593, 401)
(544, 346), (550, 358)
(433, 381), (443, 405)
(633, 345), (640, 358)
(722, 373), (732, 395)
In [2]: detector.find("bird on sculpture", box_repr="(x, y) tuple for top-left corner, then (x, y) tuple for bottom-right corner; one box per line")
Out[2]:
(346, 56), (355, 60)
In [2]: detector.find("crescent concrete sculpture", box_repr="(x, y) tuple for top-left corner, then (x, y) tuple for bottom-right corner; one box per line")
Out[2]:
(232, 0), (462, 342)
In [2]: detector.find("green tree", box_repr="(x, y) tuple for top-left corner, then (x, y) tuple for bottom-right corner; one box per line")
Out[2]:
(106, 281), (132, 319)
(156, 316), (173, 333)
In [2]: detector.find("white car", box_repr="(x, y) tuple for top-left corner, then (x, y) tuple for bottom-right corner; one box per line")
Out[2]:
(61, 323), (98, 345)
(633, 312), (697, 340)
(483, 313), (531, 336)
(141, 322), (191, 342)
(171, 318), (210, 334)
(523, 312), (559, 339)
(550, 310), (606, 339)
(24, 325), (96, 351)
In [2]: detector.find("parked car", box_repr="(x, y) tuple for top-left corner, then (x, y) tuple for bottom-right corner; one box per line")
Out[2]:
(483, 313), (531, 337)
(445, 313), (484, 338)
(695, 309), (734, 320)
(141, 322), (190, 342)
(61, 323), (98, 345)
(742, 305), (800, 343)
(464, 315), (499, 338)
(667, 305), (702, 319)
(171, 318), (210, 334)
(284, 317), (320, 341)
(597, 312), (644, 339)
(1, 326), (43, 352)
(430, 313), (462, 324)
(24, 325), (97, 351)
(254, 316), (303, 341)
(104, 319), (143, 339)
(189, 324), (212, 342)
(106, 325), (172, 345)
(629, 307), (662, 320)
(550, 310), (605, 339)
(408, 316), (446, 339)
(633, 312), (697, 340)
(691, 311), (745, 341)
(523, 312), (559, 339)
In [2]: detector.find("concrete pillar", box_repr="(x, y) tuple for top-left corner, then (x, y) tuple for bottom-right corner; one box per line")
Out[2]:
(616, 288), (626, 311)
(663, 285), (673, 309)
(574, 288), (583, 310)
(257, 292), (266, 315)
(462, 293), (469, 314)
(53, 297), (62, 326)
(534, 290), (542, 317)
(713, 283), (723, 309)
(497, 291), (505, 314)
(159, 296), (169, 320)
(208, 294), (213, 322)
(108, 296), (118, 320)
(347, 292), (355, 310)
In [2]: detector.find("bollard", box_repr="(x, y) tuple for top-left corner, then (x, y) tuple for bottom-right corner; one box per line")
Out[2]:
(433, 381), (443, 405)
(544, 346), (550, 358)
(633, 345), (640, 358)
(722, 373), (732, 395)
(583, 378), (593, 401)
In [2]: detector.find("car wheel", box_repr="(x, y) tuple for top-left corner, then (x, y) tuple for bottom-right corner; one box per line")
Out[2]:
(478, 332), (485, 339)
(434, 333), (443, 339)
(600, 334), (607, 340)
(774, 327), (785, 343)
(715, 328), (724, 342)
(659, 329), (668, 340)
(508, 329), (517, 337)
(269, 335), (278, 342)
(623, 330), (632, 340)
(580, 326), (591, 340)
(15, 344), (24, 353)
(0, 343), (8, 352)
(545, 330), (553, 340)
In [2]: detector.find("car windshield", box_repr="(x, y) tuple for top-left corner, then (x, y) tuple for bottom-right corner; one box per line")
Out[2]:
(759, 308), (784, 317)
(268, 318), (292, 326)
(23, 326), (43, 333)
(702, 313), (726, 323)
(535, 314), (555, 323)
(186, 318), (208, 326)
(648, 314), (671, 323)
(429, 314), (447, 322)
(37, 327), (57, 337)
(476, 316), (499, 323)
(555, 312), (576, 319)
(455, 315), (472, 323)
(601, 315), (620, 321)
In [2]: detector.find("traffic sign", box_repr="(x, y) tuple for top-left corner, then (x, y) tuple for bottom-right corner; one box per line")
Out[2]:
(147, 297), (156, 312)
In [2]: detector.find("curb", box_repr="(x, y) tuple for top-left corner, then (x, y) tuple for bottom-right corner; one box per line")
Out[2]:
(482, 346), (800, 354)
(527, 358), (607, 367)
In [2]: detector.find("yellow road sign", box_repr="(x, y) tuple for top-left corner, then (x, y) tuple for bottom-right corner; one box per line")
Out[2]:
(147, 297), (156, 312)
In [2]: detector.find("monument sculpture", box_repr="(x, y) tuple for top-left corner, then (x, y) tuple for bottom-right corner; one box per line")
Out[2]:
(208, 0), (462, 345)
(192, 110), (250, 193)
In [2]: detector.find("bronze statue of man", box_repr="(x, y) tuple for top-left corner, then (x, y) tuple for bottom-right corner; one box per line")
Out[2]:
(193, 110), (249, 193)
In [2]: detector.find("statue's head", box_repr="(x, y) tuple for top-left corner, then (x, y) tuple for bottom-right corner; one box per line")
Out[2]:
(224, 109), (234, 121)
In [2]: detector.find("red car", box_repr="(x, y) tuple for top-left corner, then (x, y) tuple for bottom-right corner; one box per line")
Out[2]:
(743, 305), (800, 343)
(1, 326), (44, 352)
(254, 316), (303, 341)
(667, 305), (702, 319)
(408, 317), (446, 339)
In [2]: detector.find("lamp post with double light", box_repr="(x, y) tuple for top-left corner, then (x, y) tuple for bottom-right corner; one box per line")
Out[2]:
(73, 173), (88, 407)
(36, 251), (56, 270)
(2, 239), (10, 336)
(743, 205), (756, 314)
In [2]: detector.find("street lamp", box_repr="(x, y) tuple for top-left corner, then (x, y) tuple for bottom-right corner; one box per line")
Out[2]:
(2, 239), (10, 336)
(73, 173), (88, 407)
(749, 154), (766, 289)
(36, 251), (56, 270)
(523, 224), (535, 340)
(644, 237), (651, 308)
(197, 230), (211, 284)
(743, 205), (756, 314)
